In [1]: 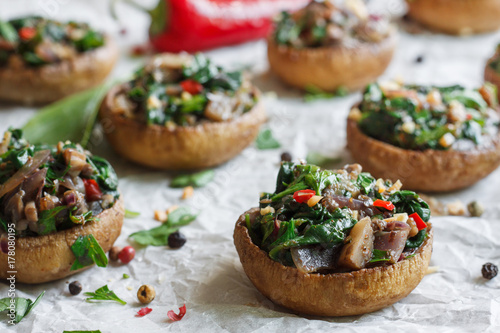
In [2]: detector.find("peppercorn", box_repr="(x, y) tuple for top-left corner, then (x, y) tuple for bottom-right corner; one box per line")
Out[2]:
(69, 281), (82, 295)
(467, 201), (484, 217)
(482, 263), (498, 280)
(137, 284), (156, 304)
(280, 152), (292, 162)
(109, 246), (122, 261)
(168, 231), (187, 249)
(415, 55), (424, 63)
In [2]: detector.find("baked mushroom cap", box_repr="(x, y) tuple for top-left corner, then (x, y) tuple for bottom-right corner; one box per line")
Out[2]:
(346, 118), (500, 192)
(99, 84), (267, 170)
(234, 208), (433, 317)
(406, 0), (500, 34)
(0, 36), (118, 105)
(0, 197), (124, 284)
(267, 31), (397, 92)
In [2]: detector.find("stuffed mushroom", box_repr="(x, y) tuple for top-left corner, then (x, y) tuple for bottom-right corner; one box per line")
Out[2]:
(234, 162), (432, 316)
(405, 0), (500, 35)
(0, 16), (118, 104)
(0, 129), (124, 284)
(347, 81), (500, 192)
(267, 0), (396, 92)
(99, 53), (266, 170)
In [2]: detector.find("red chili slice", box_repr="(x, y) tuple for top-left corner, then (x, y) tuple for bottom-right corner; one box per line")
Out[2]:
(180, 79), (203, 95)
(293, 189), (316, 204)
(373, 199), (395, 211)
(82, 178), (103, 202)
(136, 307), (153, 317)
(409, 212), (427, 231)
(19, 27), (36, 40)
(167, 304), (186, 322)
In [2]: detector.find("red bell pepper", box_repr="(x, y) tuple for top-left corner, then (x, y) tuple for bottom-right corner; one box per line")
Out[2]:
(373, 199), (395, 211)
(293, 189), (316, 204)
(409, 212), (427, 231)
(83, 178), (103, 202)
(120, 0), (309, 53)
(19, 27), (36, 41)
(180, 79), (203, 94)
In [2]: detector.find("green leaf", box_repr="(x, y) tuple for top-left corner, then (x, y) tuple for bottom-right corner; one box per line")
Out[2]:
(0, 291), (45, 324)
(304, 85), (348, 102)
(22, 83), (110, 147)
(0, 20), (18, 43)
(84, 285), (126, 305)
(255, 129), (281, 150)
(369, 249), (391, 263)
(37, 206), (67, 235)
(129, 207), (197, 246)
(357, 172), (376, 195)
(70, 234), (108, 271)
(122, 273), (130, 279)
(125, 209), (140, 218)
(170, 169), (215, 188)
(305, 151), (342, 167)
(406, 229), (427, 248)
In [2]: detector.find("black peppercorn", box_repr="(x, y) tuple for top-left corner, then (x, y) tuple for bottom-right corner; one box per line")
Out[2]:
(482, 263), (498, 280)
(69, 281), (82, 295)
(280, 152), (292, 162)
(415, 55), (424, 63)
(168, 231), (187, 249)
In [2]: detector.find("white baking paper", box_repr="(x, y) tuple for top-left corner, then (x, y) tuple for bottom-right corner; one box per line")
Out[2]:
(0, 1), (499, 332)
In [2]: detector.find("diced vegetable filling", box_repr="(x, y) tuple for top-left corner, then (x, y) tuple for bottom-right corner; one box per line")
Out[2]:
(116, 53), (258, 127)
(274, 0), (392, 48)
(0, 129), (118, 237)
(0, 16), (105, 67)
(352, 81), (500, 150)
(247, 162), (430, 273)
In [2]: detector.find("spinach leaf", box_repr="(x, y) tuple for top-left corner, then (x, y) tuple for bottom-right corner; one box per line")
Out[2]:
(406, 229), (427, 248)
(0, 291), (45, 324)
(274, 11), (301, 45)
(369, 249), (391, 263)
(70, 234), (108, 271)
(0, 20), (18, 43)
(255, 129), (281, 150)
(22, 84), (110, 147)
(129, 207), (197, 246)
(304, 85), (348, 102)
(84, 285), (126, 305)
(37, 206), (67, 235)
(182, 54), (219, 84)
(74, 30), (104, 52)
(443, 89), (487, 110)
(275, 162), (295, 193)
(305, 151), (342, 167)
(170, 169), (214, 188)
(357, 172), (376, 195)
(87, 155), (118, 191)
(389, 191), (431, 222)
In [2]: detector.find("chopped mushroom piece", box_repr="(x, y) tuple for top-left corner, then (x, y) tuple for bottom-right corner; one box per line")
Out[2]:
(338, 217), (374, 270)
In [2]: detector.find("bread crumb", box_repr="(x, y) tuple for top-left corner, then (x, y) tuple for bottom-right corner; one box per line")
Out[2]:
(154, 210), (168, 222)
(126, 286), (133, 291)
(426, 266), (439, 275)
(181, 186), (194, 200)
(447, 200), (466, 216)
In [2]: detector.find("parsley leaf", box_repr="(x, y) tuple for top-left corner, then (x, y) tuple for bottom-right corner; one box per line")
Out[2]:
(255, 129), (281, 150)
(129, 207), (197, 246)
(170, 169), (215, 188)
(70, 234), (108, 271)
(84, 285), (126, 305)
(0, 291), (45, 324)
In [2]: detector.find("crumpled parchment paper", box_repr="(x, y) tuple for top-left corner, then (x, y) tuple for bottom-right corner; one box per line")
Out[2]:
(0, 1), (499, 332)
